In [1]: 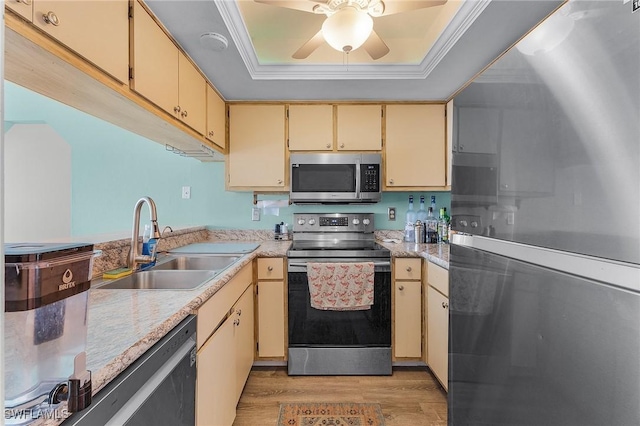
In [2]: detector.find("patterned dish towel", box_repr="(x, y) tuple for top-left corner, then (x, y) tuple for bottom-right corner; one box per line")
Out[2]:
(306, 262), (375, 311)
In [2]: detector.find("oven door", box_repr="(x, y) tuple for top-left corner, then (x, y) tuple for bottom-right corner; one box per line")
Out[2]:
(287, 259), (392, 375)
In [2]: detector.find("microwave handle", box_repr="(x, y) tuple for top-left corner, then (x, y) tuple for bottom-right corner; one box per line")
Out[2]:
(355, 160), (361, 199)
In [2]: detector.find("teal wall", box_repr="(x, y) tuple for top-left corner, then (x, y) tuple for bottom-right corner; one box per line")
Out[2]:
(5, 82), (450, 237)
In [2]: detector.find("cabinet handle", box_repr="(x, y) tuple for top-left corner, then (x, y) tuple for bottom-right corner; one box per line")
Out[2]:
(442, 301), (449, 309)
(181, 110), (188, 118)
(501, 184), (509, 190)
(389, 179), (394, 185)
(237, 309), (242, 316)
(340, 143), (345, 148)
(277, 179), (283, 185)
(17, 0), (32, 5)
(267, 266), (273, 272)
(326, 143), (331, 149)
(398, 285), (404, 291)
(42, 11), (60, 26)
(406, 266), (412, 272)
(234, 319), (240, 326)
(209, 131), (214, 137)
(174, 106), (181, 114)
(459, 144), (464, 151)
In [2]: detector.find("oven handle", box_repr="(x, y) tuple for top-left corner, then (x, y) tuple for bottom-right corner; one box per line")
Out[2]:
(287, 261), (391, 273)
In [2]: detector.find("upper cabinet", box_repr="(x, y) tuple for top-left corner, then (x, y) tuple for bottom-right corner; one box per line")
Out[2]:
(131, 0), (178, 114)
(455, 106), (500, 154)
(131, 1), (206, 135)
(288, 104), (334, 151)
(6, 0), (32, 22)
(385, 104), (446, 189)
(336, 105), (382, 151)
(227, 104), (286, 190)
(177, 52), (206, 134)
(31, 0), (129, 83)
(206, 84), (226, 150)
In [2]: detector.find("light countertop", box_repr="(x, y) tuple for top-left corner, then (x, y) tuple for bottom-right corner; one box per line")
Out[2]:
(32, 238), (447, 424)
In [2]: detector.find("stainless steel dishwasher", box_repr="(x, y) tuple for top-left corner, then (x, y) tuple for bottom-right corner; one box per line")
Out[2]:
(64, 315), (197, 425)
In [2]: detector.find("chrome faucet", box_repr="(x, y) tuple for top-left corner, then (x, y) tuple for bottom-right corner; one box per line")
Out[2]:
(129, 196), (161, 271)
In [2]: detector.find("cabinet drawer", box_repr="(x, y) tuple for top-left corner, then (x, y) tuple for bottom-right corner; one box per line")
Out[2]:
(427, 261), (449, 297)
(394, 258), (421, 280)
(257, 258), (284, 280)
(197, 263), (252, 349)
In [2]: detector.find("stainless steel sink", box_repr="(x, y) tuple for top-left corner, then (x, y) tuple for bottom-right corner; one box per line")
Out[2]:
(98, 270), (218, 290)
(152, 255), (240, 271)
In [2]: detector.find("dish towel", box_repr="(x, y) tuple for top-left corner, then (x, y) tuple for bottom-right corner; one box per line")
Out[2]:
(306, 262), (375, 311)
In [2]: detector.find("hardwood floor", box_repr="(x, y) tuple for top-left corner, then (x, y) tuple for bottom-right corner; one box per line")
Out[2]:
(234, 367), (447, 425)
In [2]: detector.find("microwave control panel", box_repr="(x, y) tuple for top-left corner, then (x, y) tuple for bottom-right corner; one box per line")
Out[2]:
(361, 164), (380, 192)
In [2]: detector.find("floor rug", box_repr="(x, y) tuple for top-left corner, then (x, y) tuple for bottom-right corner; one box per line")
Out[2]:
(277, 402), (386, 426)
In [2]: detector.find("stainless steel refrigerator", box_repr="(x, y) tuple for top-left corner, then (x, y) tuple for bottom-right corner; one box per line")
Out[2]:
(449, 0), (640, 424)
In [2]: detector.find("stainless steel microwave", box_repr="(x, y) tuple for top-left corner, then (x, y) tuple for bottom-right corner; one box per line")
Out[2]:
(290, 153), (382, 204)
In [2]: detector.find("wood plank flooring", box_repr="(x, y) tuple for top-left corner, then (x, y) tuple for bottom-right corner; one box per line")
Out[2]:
(234, 367), (447, 425)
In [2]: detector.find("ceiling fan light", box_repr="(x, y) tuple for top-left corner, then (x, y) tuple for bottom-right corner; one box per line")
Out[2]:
(321, 7), (374, 53)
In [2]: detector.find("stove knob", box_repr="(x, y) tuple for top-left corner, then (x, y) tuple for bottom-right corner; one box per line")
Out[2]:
(352, 218), (360, 225)
(297, 219), (305, 225)
(363, 218), (370, 226)
(308, 219), (316, 225)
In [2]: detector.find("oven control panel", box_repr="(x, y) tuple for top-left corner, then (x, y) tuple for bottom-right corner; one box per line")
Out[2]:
(293, 213), (374, 233)
(319, 217), (349, 227)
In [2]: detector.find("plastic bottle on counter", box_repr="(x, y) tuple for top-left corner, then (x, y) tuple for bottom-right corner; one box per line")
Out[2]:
(404, 195), (417, 242)
(416, 196), (428, 243)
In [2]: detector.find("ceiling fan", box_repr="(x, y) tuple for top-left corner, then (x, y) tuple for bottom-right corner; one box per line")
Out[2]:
(254, 0), (447, 60)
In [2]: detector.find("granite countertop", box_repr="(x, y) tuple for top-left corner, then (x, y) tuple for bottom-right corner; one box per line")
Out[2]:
(377, 240), (450, 269)
(34, 236), (444, 424)
(77, 240), (291, 419)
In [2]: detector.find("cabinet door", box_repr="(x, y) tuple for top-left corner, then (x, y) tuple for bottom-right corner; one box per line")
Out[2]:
(228, 104), (286, 189)
(386, 104), (446, 188)
(288, 104), (333, 151)
(206, 84), (226, 150)
(427, 286), (449, 390)
(336, 105), (382, 151)
(32, 0), (128, 83)
(178, 52), (206, 134)
(257, 280), (285, 358)
(131, 0), (179, 115)
(6, 0), (33, 22)
(394, 280), (422, 358)
(197, 316), (236, 426)
(234, 287), (254, 404)
(499, 108), (555, 195)
(456, 107), (500, 154)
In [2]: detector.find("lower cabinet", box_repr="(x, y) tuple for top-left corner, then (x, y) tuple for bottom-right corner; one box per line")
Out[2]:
(197, 313), (236, 426)
(427, 262), (449, 390)
(393, 258), (423, 359)
(195, 263), (253, 426)
(256, 258), (286, 359)
(234, 287), (254, 403)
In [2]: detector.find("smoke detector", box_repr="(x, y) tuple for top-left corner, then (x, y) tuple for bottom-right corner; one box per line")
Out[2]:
(200, 32), (229, 51)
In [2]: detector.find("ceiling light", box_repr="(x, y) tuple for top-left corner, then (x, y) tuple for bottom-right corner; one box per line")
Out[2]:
(200, 32), (229, 51)
(321, 7), (373, 53)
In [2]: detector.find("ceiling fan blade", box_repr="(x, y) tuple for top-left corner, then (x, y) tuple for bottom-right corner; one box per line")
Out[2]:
(362, 30), (390, 60)
(376, 0), (447, 17)
(292, 30), (325, 59)
(254, 0), (328, 14)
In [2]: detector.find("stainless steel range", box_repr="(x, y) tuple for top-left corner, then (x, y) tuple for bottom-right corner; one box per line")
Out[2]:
(287, 213), (392, 375)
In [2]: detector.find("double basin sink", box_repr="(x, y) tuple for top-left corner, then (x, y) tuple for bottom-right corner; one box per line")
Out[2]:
(99, 243), (259, 290)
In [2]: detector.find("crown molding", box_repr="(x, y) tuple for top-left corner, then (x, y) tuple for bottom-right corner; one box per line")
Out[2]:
(215, 0), (491, 80)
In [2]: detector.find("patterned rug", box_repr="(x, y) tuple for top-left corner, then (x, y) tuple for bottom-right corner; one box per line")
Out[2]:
(277, 402), (386, 426)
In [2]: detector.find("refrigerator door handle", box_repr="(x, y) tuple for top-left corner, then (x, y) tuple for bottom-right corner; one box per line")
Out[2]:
(452, 234), (640, 293)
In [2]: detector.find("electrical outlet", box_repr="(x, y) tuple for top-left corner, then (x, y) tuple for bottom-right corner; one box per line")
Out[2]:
(182, 186), (191, 199)
(252, 207), (260, 221)
(388, 207), (396, 221)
